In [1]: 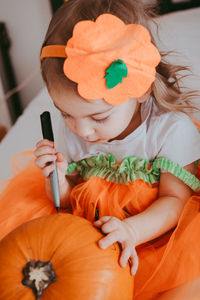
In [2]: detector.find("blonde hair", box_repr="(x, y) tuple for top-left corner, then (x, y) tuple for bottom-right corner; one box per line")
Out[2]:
(41, 0), (199, 114)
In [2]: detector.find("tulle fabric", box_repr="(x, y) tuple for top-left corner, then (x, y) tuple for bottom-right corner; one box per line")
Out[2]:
(0, 150), (200, 299)
(69, 169), (200, 299)
(70, 176), (159, 221)
(0, 151), (69, 240)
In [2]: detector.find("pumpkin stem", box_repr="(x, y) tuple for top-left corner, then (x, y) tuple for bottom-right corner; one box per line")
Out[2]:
(22, 260), (56, 299)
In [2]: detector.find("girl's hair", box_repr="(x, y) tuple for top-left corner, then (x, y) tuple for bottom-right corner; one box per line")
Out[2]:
(41, 0), (199, 114)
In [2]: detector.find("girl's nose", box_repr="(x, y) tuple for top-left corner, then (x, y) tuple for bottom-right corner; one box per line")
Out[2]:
(75, 119), (95, 138)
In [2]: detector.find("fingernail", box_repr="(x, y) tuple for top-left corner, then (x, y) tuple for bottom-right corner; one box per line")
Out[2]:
(94, 220), (100, 225)
(132, 270), (136, 276)
(99, 242), (105, 249)
(121, 262), (126, 267)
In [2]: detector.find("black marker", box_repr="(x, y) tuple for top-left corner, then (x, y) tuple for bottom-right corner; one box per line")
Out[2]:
(40, 111), (60, 212)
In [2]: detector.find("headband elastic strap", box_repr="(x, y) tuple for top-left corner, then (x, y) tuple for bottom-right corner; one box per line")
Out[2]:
(40, 45), (67, 60)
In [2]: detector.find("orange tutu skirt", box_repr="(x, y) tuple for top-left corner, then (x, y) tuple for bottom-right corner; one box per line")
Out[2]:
(0, 150), (200, 300)
(70, 169), (200, 299)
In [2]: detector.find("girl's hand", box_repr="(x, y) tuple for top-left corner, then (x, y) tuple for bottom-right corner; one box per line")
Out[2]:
(34, 139), (68, 186)
(94, 216), (139, 275)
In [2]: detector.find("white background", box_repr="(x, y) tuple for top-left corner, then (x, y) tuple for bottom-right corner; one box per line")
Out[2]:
(0, 0), (52, 109)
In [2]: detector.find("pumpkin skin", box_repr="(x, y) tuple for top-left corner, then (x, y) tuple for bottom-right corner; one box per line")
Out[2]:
(0, 213), (133, 299)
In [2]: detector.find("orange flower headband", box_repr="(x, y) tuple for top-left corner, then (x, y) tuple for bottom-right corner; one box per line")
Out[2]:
(41, 14), (161, 105)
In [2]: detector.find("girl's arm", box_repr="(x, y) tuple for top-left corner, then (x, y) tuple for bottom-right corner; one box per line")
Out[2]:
(123, 162), (194, 246)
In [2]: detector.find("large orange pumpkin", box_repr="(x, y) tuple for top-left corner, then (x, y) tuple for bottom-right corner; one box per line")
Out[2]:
(0, 213), (133, 299)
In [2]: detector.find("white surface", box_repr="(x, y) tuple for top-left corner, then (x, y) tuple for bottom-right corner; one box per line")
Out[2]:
(0, 88), (60, 180)
(155, 8), (200, 115)
(155, 8), (200, 90)
(0, 8), (200, 181)
(0, 0), (52, 108)
(0, 76), (12, 129)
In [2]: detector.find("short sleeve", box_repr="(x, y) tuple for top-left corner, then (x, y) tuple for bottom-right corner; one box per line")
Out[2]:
(157, 114), (200, 167)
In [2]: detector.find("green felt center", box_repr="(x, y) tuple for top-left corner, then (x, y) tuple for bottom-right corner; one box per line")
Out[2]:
(105, 59), (128, 89)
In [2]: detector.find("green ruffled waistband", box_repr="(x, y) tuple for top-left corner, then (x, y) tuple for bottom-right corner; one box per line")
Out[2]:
(66, 154), (200, 192)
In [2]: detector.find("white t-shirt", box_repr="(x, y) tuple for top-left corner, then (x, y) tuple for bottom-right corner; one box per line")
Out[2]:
(56, 96), (200, 168)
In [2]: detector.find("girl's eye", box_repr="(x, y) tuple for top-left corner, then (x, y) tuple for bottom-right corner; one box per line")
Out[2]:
(92, 116), (109, 123)
(61, 112), (109, 123)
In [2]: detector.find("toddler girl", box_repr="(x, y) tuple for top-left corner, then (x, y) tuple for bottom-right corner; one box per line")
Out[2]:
(1, 0), (200, 299)
(35, 1), (200, 298)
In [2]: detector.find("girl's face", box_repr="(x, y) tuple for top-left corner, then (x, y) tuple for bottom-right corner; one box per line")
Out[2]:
(50, 85), (143, 143)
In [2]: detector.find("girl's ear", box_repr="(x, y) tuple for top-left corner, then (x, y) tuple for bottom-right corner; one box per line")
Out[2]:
(137, 86), (152, 103)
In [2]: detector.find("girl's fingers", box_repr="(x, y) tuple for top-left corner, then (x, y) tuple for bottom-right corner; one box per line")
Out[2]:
(94, 216), (117, 227)
(35, 155), (57, 168)
(130, 248), (139, 276)
(94, 215), (138, 275)
(101, 218), (120, 233)
(119, 242), (132, 267)
(56, 152), (66, 163)
(34, 145), (56, 158)
(36, 139), (54, 148)
(42, 163), (55, 178)
(119, 242), (139, 275)
(98, 231), (119, 249)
